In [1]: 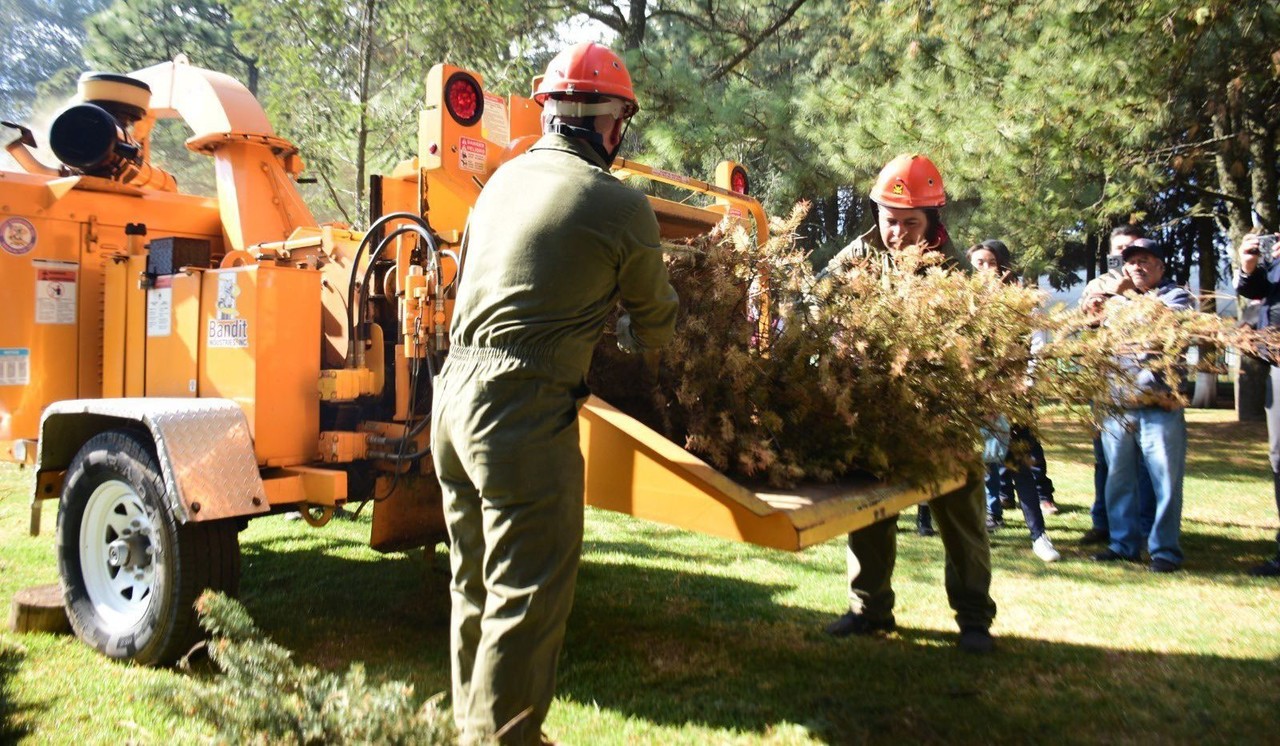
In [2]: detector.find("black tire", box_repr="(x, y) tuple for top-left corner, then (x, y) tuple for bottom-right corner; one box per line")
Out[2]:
(56, 429), (240, 666)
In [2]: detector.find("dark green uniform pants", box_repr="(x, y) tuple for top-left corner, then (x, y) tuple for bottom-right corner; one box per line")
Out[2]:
(432, 361), (585, 746)
(845, 474), (996, 630)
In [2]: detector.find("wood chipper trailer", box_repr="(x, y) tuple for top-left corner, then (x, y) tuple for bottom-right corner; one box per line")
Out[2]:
(0, 58), (963, 665)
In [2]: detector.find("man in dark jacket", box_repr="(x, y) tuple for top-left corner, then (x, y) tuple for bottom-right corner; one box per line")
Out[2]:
(1236, 229), (1280, 576)
(1092, 238), (1196, 573)
(1079, 224), (1157, 545)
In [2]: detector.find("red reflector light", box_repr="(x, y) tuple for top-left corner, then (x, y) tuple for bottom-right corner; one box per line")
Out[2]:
(730, 166), (749, 195)
(445, 72), (483, 126)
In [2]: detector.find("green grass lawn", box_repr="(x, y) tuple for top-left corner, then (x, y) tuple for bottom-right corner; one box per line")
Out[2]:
(3, 408), (1279, 744)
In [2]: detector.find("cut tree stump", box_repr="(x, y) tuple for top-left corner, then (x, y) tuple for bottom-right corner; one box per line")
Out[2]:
(9, 584), (70, 635)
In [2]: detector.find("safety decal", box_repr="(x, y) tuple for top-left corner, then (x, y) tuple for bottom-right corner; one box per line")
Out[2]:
(208, 273), (248, 348)
(147, 275), (172, 337)
(1, 217), (37, 256)
(0, 348), (30, 386)
(459, 136), (487, 174)
(33, 259), (77, 325)
(481, 93), (510, 147)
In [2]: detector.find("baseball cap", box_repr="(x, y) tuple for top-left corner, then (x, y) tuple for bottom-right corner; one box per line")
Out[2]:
(1121, 237), (1163, 262)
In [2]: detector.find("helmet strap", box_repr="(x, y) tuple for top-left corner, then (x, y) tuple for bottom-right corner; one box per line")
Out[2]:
(550, 115), (630, 168)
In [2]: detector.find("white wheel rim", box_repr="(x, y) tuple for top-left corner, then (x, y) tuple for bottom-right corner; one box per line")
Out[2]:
(80, 479), (159, 629)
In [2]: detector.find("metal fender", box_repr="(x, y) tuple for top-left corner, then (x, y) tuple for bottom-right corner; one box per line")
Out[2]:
(36, 398), (269, 524)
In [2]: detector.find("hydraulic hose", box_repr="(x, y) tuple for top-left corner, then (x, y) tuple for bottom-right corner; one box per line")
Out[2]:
(344, 212), (431, 365)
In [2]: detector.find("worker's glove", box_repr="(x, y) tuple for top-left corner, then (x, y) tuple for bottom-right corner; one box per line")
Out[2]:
(616, 314), (641, 354)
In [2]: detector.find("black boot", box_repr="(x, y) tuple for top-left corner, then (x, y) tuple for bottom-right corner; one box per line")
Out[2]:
(916, 505), (935, 536)
(1247, 472), (1280, 577)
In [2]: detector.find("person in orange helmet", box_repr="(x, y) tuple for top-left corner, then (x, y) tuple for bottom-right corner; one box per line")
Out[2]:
(432, 41), (677, 744)
(820, 153), (963, 277)
(822, 154), (997, 654)
(820, 154), (961, 539)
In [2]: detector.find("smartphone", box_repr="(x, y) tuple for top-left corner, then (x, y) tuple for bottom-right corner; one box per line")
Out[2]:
(1255, 234), (1278, 271)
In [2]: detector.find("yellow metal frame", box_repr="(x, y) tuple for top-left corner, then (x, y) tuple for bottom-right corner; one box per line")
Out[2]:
(579, 397), (962, 551)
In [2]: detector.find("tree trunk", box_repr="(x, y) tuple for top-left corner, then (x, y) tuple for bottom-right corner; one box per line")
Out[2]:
(1191, 210), (1219, 407)
(1212, 104), (1263, 419)
(1245, 94), (1278, 231)
(353, 0), (378, 226)
(622, 0), (647, 50)
(1086, 231), (1100, 280)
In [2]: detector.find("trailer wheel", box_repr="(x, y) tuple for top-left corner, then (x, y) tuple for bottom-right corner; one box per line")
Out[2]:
(57, 429), (240, 666)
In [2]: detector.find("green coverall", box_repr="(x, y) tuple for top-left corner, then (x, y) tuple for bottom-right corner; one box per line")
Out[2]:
(431, 132), (678, 745)
(822, 230), (997, 631)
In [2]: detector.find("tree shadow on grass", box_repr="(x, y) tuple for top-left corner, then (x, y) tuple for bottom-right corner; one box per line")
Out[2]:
(226, 521), (1280, 745)
(0, 643), (32, 742)
(561, 558), (1280, 744)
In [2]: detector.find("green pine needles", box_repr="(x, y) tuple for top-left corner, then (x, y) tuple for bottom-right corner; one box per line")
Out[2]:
(590, 204), (1275, 489)
(164, 591), (454, 745)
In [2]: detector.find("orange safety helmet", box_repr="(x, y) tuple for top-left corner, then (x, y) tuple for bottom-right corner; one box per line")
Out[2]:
(869, 154), (946, 209)
(533, 42), (639, 117)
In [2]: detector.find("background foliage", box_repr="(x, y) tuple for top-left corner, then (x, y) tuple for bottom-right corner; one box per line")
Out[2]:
(2, 1), (1275, 264)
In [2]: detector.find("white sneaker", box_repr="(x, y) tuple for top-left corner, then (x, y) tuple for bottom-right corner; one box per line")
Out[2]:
(1032, 534), (1061, 562)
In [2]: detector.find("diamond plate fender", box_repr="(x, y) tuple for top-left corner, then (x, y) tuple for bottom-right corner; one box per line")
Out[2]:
(37, 398), (269, 524)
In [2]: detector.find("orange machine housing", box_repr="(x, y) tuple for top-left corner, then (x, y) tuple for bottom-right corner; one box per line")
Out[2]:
(0, 173), (223, 462)
(198, 264), (321, 467)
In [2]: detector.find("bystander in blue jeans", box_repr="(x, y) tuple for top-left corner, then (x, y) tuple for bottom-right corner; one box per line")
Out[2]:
(1100, 408), (1187, 565)
(1092, 435), (1156, 537)
(986, 427), (1047, 540)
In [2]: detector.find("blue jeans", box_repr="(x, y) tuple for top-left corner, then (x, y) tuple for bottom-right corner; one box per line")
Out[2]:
(986, 427), (1046, 540)
(1092, 435), (1156, 535)
(1100, 408), (1187, 565)
(1000, 431), (1055, 503)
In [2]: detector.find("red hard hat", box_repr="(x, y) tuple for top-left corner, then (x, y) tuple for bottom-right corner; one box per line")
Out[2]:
(869, 154), (946, 209)
(533, 42), (639, 116)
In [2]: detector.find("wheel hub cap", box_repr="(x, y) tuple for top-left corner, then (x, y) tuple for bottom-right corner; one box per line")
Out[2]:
(80, 479), (161, 629)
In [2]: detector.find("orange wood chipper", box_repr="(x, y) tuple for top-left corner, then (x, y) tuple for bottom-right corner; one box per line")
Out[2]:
(0, 58), (962, 665)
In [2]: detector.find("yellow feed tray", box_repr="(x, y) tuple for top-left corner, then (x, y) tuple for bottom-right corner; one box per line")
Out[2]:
(579, 396), (967, 551)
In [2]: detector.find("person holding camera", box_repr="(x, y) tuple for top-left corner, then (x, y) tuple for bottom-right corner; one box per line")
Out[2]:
(1093, 238), (1196, 573)
(1078, 225), (1158, 546)
(1236, 229), (1280, 577)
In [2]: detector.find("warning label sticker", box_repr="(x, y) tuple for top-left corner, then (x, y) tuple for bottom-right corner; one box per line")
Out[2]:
(481, 93), (510, 147)
(459, 136), (487, 174)
(0, 348), (30, 386)
(147, 275), (172, 337)
(34, 259), (77, 325)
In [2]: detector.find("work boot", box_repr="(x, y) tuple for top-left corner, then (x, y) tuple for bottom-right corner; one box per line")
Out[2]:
(1091, 548), (1140, 563)
(957, 626), (994, 654)
(916, 505), (935, 537)
(1248, 556), (1280, 577)
(1149, 557), (1180, 573)
(1079, 527), (1108, 545)
(825, 611), (896, 637)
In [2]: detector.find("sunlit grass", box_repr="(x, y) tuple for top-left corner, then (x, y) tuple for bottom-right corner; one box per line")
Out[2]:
(2, 407), (1278, 743)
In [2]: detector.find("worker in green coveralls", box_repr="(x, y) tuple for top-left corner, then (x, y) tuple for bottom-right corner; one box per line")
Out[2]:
(430, 42), (678, 745)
